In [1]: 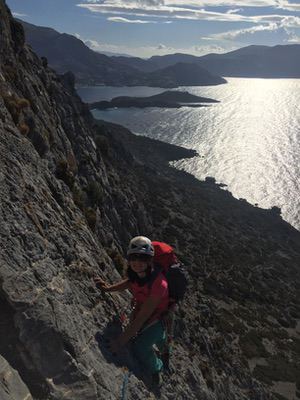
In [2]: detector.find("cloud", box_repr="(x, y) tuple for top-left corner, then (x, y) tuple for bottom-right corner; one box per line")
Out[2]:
(77, 32), (232, 57)
(206, 22), (279, 41)
(201, 14), (300, 41)
(81, 0), (278, 7)
(227, 8), (243, 14)
(167, 0), (275, 5)
(12, 12), (28, 18)
(253, 15), (300, 28)
(279, 15), (300, 28)
(194, 44), (233, 54)
(78, 0), (300, 50)
(84, 39), (103, 49)
(277, 1), (300, 12)
(77, 1), (300, 26)
(107, 16), (157, 22)
(78, 0), (300, 12)
(77, 2), (259, 23)
(286, 34), (300, 42)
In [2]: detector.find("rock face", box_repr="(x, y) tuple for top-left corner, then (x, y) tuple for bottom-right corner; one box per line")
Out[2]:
(0, 2), (300, 400)
(0, 355), (33, 400)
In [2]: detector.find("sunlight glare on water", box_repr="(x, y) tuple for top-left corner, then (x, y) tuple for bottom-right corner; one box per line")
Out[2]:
(78, 78), (300, 230)
(175, 79), (300, 230)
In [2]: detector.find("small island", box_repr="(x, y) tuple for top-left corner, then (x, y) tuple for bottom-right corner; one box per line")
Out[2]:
(89, 90), (219, 110)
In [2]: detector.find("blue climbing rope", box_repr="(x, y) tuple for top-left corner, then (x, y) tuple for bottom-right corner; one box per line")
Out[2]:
(121, 367), (131, 400)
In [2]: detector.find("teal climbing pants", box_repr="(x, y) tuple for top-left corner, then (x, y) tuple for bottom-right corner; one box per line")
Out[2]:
(132, 320), (167, 374)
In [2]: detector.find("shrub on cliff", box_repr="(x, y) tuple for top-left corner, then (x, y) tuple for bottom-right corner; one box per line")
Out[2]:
(17, 122), (30, 136)
(55, 159), (75, 189)
(84, 207), (97, 231)
(2, 92), (30, 124)
(85, 182), (103, 207)
(95, 134), (109, 157)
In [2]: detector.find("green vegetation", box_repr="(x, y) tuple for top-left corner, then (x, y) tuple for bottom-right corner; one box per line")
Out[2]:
(55, 159), (75, 189)
(68, 262), (94, 279)
(16, 98), (30, 109)
(85, 182), (103, 207)
(17, 122), (30, 136)
(2, 65), (18, 81)
(95, 134), (109, 156)
(2, 93), (30, 125)
(55, 154), (103, 232)
(72, 186), (85, 211)
(106, 248), (127, 276)
(84, 208), (97, 231)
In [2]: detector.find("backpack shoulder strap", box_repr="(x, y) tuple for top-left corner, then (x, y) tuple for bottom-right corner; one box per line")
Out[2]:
(147, 264), (163, 290)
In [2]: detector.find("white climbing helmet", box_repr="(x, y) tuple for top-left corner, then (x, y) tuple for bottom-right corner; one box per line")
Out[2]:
(127, 236), (154, 257)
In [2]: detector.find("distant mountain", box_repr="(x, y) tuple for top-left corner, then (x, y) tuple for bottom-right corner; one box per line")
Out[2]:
(22, 20), (300, 81)
(112, 56), (157, 72)
(112, 53), (199, 72)
(20, 20), (142, 85)
(149, 53), (201, 70)
(113, 45), (300, 78)
(143, 62), (227, 87)
(198, 45), (300, 78)
(20, 20), (226, 87)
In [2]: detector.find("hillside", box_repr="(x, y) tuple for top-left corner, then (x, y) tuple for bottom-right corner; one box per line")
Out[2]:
(144, 62), (227, 87)
(0, 2), (300, 400)
(20, 20), (142, 85)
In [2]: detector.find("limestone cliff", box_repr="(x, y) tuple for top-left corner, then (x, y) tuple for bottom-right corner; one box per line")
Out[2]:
(0, 2), (299, 400)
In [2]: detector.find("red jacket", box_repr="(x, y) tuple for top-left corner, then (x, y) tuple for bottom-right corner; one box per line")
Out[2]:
(129, 271), (169, 326)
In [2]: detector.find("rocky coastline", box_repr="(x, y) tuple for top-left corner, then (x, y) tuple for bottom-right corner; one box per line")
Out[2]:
(0, 3), (300, 400)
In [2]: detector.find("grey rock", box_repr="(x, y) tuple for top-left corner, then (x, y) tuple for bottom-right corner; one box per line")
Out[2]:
(0, 355), (33, 400)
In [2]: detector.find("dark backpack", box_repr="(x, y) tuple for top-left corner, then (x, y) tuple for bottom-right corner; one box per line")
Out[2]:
(151, 241), (188, 303)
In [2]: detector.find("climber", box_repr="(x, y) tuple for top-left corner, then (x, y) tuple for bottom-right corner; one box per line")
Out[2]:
(94, 236), (169, 386)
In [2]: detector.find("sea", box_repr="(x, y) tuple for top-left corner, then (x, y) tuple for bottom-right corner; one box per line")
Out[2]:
(77, 78), (300, 231)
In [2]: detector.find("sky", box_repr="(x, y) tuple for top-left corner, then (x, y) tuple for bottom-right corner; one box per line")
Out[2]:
(6, 0), (300, 58)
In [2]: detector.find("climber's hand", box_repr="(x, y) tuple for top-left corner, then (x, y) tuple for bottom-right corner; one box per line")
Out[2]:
(94, 277), (111, 292)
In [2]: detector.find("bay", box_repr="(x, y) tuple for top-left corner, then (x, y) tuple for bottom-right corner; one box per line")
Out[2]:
(77, 78), (300, 230)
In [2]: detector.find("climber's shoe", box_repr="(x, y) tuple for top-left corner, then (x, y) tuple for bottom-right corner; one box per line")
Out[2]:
(161, 351), (170, 371)
(151, 371), (162, 387)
